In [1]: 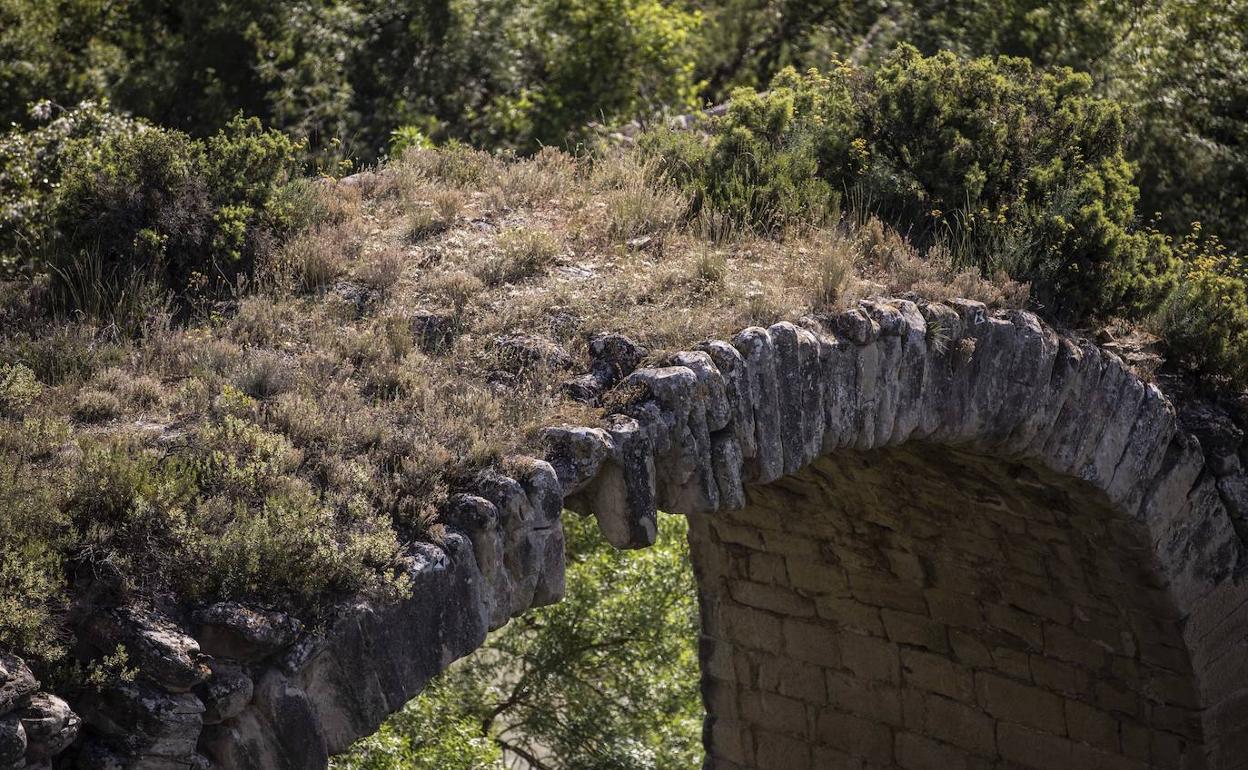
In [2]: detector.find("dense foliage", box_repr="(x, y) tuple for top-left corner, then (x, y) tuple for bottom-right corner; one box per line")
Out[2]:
(1155, 229), (1248, 388)
(47, 116), (302, 318)
(693, 0), (1248, 257)
(0, 0), (702, 161)
(0, 101), (138, 275)
(1, 104), (304, 324)
(649, 48), (1176, 319)
(336, 513), (702, 770)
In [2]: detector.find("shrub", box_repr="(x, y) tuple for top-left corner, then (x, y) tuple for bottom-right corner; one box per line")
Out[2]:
(41, 114), (300, 321)
(72, 389), (123, 423)
(389, 126), (433, 158)
(0, 416), (72, 662)
(184, 485), (402, 606)
(54, 416), (403, 613)
(0, 101), (140, 276)
(0, 323), (126, 386)
(234, 352), (297, 400)
(648, 47), (1175, 321)
(1153, 231), (1248, 386)
(355, 248), (404, 294)
(0, 533), (66, 662)
(865, 48), (1166, 318)
(645, 65), (860, 234)
(475, 228), (561, 286)
(202, 115), (306, 262)
(0, 363), (41, 416)
(65, 439), (197, 597)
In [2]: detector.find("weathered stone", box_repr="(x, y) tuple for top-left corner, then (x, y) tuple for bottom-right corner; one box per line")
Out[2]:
(625, 364), (721, 513)
(198, 661), (253, 725)
(18, 692), (79, 759)
(441, 494), (510, 629)
(191, 603), (303, 664)
(82, 608), (210, 692)
(698, 339), (756, 460)
(732, 326), (784, 483)
(1179, 400), (1244, 474)
(0, 652), (37, 717)
(542, 425), (612, 496)
(249, 671), (328, 769)
(0, 714), (26, 766)
(834, 307), (879, 346)
(573, 415), (657, 548)
(670, 350), (732, 432)
(75, 681), (204, 762)
(511, 458), (567, 609)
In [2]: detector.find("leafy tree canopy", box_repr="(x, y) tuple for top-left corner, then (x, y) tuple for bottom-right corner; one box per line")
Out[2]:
(335, 513), (702, 770)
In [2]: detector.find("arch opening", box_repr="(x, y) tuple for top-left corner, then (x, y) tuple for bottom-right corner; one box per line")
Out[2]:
(688, 444), (1205, 769)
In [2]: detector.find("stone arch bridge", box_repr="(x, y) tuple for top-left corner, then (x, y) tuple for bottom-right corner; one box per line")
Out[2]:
(11, 298), (1247, 769)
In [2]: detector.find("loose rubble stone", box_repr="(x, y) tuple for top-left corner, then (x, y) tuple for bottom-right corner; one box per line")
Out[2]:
(491, 334), (575, 373)
(410, 311), (459, 352)
(562, 332), (647, 403)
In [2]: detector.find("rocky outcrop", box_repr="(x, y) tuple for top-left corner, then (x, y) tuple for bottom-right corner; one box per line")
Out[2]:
(4, 296), (1246, 769)
(0, 653), (79, 769)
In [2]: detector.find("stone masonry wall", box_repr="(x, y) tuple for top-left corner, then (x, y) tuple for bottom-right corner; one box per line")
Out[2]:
(691, 445), (1203, 769)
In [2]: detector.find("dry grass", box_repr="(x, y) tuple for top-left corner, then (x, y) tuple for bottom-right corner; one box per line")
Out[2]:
(0, 145), (1031, 634)
(0, 145), (1028, 462)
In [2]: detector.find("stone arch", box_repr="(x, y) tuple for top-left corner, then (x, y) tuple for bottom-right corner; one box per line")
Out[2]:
(44, 298), (1247, 769)
(549, 299), (1248, 769)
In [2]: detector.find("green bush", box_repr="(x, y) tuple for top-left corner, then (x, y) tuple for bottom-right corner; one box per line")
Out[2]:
(648, 47), (1176, 320)
(43, 114), (300, 320)
(0, 101), (140, 276)
(488, 0), (703, 148)
(1154, 231), (1248, 386)
(185, 486), (402, 607)
(0, 362), (41, 416)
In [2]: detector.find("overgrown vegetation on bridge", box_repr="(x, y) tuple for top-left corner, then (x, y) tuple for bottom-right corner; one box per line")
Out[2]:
(0, 0), (1245, 766)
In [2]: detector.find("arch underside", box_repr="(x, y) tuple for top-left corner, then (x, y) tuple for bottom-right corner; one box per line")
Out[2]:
(690, 444), (1204, 769)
